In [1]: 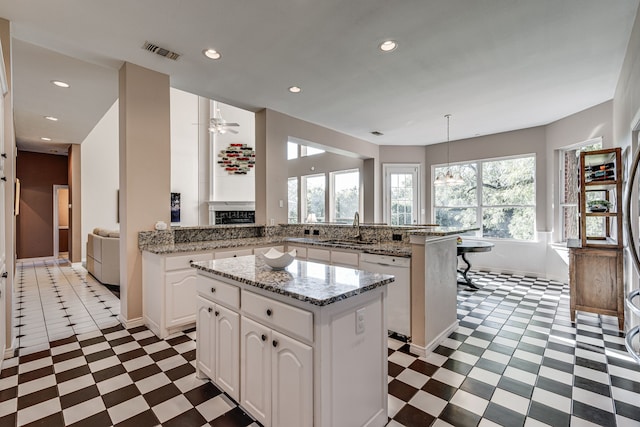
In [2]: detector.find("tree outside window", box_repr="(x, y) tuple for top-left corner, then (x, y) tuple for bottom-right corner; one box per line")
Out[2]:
(434, 155), (536, 240)
(332, 170), (359, 223)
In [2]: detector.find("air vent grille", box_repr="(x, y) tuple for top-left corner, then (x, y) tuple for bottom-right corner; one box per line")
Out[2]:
(370, 131), (384, 136)
(142, 41), (181, 61)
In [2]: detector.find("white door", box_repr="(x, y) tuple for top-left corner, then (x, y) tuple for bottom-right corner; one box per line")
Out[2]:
(241, 316), (271, 427)
(165, 270), (198, 328)
(383, 164), (420, 225)
(271, 330), (313, 427)
(195, 296), (215, 379)
(214, 304), (240, 401)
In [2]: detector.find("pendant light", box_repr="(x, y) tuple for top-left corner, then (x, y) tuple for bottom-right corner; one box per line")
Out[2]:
(434, 114), (464, 186)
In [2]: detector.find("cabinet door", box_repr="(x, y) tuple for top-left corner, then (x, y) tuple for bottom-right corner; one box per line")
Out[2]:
(165, 270), (198, 328)
(307, 247), (330, 262)
(241, 317), (272, 427)
(271, 331), (313, 427)
(214, 305), (240, 401)
(196, 296), (215, 379)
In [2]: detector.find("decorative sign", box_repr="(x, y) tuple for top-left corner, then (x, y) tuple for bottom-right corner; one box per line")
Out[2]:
(217, 143), (255, 175)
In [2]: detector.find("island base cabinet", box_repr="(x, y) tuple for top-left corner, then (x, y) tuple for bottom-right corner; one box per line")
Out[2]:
(196, 296), (240, 401)
(240, 317), (313, 427)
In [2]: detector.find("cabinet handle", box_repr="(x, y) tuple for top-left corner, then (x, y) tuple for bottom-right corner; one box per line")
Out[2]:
(189, 260), (194, 264)
(1, 272), (7, 278)
(215, 311), (220, 317)
(211, 287), (216, 293)
(261, 334), (267, 341)
(208, 307), (212, 313)
(233, 254), (237, 257)
(272, 340), (278, 348)
(266, 309), (272, 317)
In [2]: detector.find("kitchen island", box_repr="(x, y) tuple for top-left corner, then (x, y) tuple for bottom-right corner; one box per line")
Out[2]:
(191, 255), (394, 427)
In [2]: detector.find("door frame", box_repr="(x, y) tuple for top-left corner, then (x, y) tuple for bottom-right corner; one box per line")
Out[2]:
(53, 185), (69, 258)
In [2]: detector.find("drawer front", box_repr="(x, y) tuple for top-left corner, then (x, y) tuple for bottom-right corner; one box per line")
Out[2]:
(166, 252), (213, 272)
(197, 276), (240, 309)
(243, 291), (313, 342)
(331, 250), (359, 267)
(307, 248), (330, 262)
(214, 248), (253, 259)
(287, 245), (307, 259)
(253, 245), (285, 256)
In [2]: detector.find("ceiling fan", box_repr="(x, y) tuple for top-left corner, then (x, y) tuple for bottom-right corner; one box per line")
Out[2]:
(209, 108), (239, 134)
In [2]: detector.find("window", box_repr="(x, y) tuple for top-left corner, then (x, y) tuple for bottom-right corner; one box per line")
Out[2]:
(384, 164), (420, 225)
(559, 139), (602, 242)
(288, 177), (298, 223)
(301, 174), (325, 222)
(301, 146), (325, 157)
(331, 170), (360, 222)
(287, 142), (299, 160)
(434, 155), (536, 240)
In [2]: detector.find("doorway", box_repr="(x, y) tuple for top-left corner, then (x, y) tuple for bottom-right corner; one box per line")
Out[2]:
(53, 185), (69, 261)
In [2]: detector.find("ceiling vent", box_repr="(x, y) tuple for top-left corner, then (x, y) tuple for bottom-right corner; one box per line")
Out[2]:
(370, 131), (384, 136)
(142, 41), (181, 61)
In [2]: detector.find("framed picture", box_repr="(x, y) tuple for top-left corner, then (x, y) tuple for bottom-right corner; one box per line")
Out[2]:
(171, 192), (181, 223)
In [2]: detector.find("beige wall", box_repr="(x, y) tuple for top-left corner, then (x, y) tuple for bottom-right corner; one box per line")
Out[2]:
(613, 5), (640, 329)
(68, 144), (81, 262)
(379, 146), (428, 224)
(256, 109), (380, 224)
(546, 101), (613, 241)
(119, 63), (171, 324)
(424, 126), (548, 230)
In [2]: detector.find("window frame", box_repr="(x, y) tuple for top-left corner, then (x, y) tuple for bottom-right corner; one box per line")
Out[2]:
(432, 153), (537, 241)
(329, 168), (361, 223)
(383, 164), (421, 226)
(301, 173), (327, 223)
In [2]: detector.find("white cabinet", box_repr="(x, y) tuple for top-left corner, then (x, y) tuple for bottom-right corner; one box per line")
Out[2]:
(286, 244), (307, 260)
(240, 317), (312, 427)
(306, 247), (330, 262)
(196, 271), (387, 427)
(143, 251), (213, 338)
(196, 296), (240, 401)
(330, 249), (359, 267)
(271, 330), (313, 427)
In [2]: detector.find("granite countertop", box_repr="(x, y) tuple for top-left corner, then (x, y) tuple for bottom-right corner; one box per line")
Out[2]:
(191, 255), (395, 306)
(142, 236), (413, 257)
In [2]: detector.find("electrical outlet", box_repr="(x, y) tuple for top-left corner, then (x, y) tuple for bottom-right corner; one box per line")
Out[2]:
(304, 229), (310, 235)
(356, 308), (365, 334)
(313, 230), (320, 236)
(392, 233), (402, 241)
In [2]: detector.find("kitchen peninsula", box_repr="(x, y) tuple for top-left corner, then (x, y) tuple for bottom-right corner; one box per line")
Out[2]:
(139, 223), (475, 354)
(191, 255), (393, 427)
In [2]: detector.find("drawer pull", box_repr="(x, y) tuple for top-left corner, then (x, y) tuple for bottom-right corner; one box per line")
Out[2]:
(1, 272), (7, 278)
(261, 334), (267, 341)
(215, 311), (220, 317)
(207, 307), (212, 313)
(211, 287), (216, 293)
(266, 308), (273, 317)
(272, 340), (278, 348)
(189, 259), (194, 264)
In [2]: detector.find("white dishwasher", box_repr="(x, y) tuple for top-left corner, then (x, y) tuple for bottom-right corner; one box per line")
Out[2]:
(360, 253), (411, 338)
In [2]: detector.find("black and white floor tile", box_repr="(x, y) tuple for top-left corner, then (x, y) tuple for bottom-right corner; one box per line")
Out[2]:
(0, 261), (639, 426)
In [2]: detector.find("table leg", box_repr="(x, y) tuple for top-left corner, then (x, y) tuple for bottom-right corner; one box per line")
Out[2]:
(457, 252), (480, 290)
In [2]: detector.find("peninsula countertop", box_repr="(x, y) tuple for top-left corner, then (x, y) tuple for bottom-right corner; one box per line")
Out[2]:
(191, 255), (395, 306)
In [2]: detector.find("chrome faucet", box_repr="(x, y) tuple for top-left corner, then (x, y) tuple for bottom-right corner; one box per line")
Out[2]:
(353, 211), (361, 240)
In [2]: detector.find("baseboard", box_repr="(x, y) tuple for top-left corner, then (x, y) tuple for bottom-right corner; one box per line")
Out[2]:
(472, 265), (567, 284)
(410, 320), (458, 357)
(3, 336), (17, 359)
(117, 315), (145, 330)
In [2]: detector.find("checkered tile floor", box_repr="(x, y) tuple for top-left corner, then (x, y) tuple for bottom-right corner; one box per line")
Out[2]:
(0, 263), (639, 426)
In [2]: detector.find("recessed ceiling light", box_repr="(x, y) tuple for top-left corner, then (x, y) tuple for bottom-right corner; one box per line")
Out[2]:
(379, 40), (398, 52)
(41, 137), (52, 141)
(203, 49), (221, 60)
(288, 86), (302, 93)
(51, 80), (70, 88)
(44, 116), (58, 121)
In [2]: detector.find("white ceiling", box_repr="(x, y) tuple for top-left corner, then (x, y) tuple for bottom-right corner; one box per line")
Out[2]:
(0, 0), (638, 153)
